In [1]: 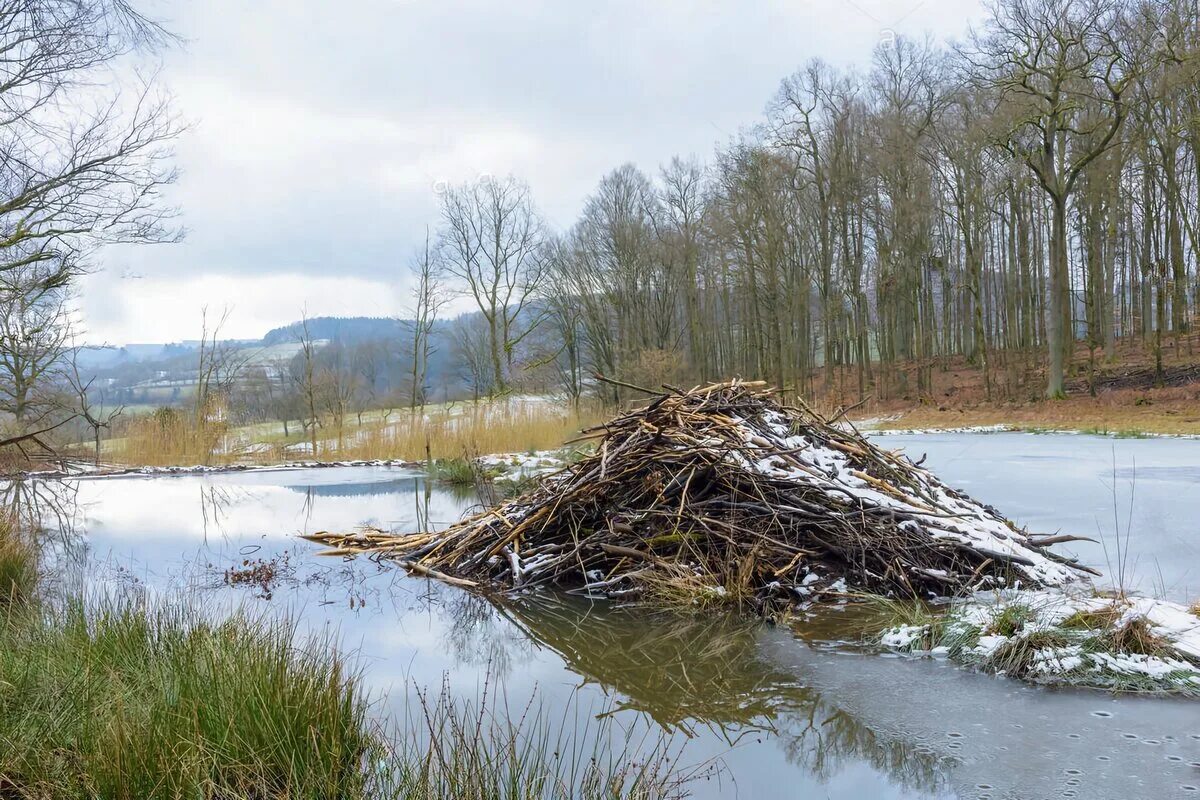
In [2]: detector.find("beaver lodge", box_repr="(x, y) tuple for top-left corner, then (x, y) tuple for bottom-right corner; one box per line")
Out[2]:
(306, 380), (1098, 606)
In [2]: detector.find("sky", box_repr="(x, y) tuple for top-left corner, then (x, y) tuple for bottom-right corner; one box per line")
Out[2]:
(80, 0), (987, 345)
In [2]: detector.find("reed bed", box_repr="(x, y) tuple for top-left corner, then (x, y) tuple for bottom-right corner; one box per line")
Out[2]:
(0, 512), (35, 607)
(105, 400), (601, 467)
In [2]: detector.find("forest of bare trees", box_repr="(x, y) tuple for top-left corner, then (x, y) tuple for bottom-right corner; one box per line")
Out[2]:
(475, 0), (1200, 405)
(3, 0), (1200, 459)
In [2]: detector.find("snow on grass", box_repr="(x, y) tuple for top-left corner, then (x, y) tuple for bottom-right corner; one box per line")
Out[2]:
(879, 588), (1200, 694)
(868, 424), (1016, 436)
(18, 459), (420, 481)
(477, 451), (567, 483)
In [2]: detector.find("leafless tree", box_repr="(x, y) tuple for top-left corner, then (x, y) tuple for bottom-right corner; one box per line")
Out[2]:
(294, 312), (321, 457)
(438, 176), (545, 394)
(0, 285), (69, 425)
(64, 346), (124, 465)
(406, 230), (446, 409)
(0, 1), (181, 301)
(969, 0), (1133, 397)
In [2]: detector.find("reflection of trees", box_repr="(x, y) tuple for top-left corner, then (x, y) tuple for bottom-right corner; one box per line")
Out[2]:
(0, 477), (86, 597)
(488, 594), (949, 794)
(198, 483), (265, 541)
(440, 592), (535, 680)
(0, 478), (83, 540)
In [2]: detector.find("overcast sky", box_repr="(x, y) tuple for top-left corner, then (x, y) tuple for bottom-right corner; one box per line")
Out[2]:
(80, 0), (987, 345)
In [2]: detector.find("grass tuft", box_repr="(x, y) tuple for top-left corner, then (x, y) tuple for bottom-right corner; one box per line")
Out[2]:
(1106, 616), (1171, 657)
(381, 678), (690, 800)
(853, 595), (945, 649)
(0, 514), (36, 607)
(0, 600), (374, 799)
(984, 604), (1033, 637)
(428, 457), (485, 486)
(1060, 604), (1124, 631)
(987, 629), (1070, 676)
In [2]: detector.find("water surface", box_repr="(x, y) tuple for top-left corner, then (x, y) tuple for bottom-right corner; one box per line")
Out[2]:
(8, 434), (1200, 799)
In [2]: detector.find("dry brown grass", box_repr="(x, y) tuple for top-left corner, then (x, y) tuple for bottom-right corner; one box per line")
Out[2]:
(330, 402), (601, 462)
(1189, 601), (1199, 619)
(108, 407), (231, 466)
(106, 401), (602, 467)
(870, 385), (1200, 436)
(1060, 604), (1125, 632)
(1108, 616), (1172, 657)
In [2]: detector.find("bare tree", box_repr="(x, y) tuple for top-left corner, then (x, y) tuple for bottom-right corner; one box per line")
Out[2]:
(0, 286), (69, 426)
(64, 346), (124, 465)
(969, 0), (1133, 397)
(294, 312), (321, 457)
(406, 230), (446, 409)
(451, 315), (493, 403)
(0, 1), (181, 302)
(438, 176), (545, 394)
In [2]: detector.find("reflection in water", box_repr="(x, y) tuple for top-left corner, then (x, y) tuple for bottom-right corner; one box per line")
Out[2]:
(488, 594), (948, 795)
(2, 457), (1198, 800)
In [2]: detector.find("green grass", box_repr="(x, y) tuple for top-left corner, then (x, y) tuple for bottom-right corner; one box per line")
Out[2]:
(428, 457), (485, 486)
(984, 603), (1034, 637)
(379, 681), (689, 800)
(0, 510), (690, 799)
(0, 601), (374, 799)
(0, 514), (36, 607)
(849, 595), (946, 649)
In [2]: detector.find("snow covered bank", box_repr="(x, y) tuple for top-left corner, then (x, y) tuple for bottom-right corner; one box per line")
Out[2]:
(879, 589), (1200, 694)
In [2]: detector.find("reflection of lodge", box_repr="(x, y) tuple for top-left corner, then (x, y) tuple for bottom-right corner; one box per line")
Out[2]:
(490, 594), (949, 794)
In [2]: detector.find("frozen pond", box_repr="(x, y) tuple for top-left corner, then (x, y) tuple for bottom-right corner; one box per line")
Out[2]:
(878, 431), (1200, 603)
(6, 432), (1200, 799)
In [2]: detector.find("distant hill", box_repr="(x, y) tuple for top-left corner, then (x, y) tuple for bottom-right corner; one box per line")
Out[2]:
(75, 342), (203, 369)
(262, 316), (408, 346)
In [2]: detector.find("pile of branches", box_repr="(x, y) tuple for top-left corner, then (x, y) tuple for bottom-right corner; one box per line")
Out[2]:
(308, 381), (1096, 605)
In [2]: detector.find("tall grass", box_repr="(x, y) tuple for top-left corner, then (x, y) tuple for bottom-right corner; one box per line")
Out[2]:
(0, 510), (690, 799)
(378, 678), (692, 800)
(0, 601), (374, 799)
(322, 402), (601, 463)
(107, 400), (601, 467)
(0, 512), (36, 607)
(107, 405), (230, 467)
